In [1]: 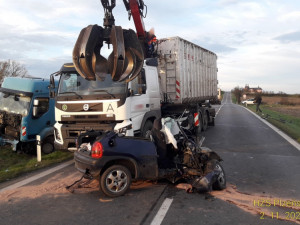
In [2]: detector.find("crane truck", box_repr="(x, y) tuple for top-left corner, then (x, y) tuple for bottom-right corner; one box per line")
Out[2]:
(52, 0), (218, 150)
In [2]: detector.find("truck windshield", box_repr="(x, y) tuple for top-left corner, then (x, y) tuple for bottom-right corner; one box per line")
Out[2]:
(58, 73), (126, 97)
(0, 92), (31, 116)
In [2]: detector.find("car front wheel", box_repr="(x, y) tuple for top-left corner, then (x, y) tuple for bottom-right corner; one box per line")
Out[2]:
(100, 165), (132, 197)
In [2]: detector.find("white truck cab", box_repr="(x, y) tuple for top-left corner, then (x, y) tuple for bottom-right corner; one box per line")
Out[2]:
(54, 37), (218, 150)
(54, 60), (161, 150)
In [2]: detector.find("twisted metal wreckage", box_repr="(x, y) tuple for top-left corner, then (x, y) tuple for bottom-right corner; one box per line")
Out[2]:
(67, 0), (226, 197)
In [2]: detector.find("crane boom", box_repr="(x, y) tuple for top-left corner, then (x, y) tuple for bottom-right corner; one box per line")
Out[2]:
(124, 0), (147, 39)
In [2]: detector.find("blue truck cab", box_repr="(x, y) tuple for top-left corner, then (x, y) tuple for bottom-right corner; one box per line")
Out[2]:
(0, 77), (58, 153)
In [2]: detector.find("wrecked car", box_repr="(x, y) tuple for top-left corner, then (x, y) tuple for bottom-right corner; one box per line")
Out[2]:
(73, 118), (226, 197)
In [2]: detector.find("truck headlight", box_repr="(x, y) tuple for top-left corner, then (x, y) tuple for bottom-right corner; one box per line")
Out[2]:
(118, 124), (133, 135)
(114, 120), (133, 135)
(54, 128), (61, 141)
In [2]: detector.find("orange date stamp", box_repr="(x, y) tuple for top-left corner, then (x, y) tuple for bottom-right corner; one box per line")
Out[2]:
(259, 211), (300, 220)
(252, 198), (300, 221)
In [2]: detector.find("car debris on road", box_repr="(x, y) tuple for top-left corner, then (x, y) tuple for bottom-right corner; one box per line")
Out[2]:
(67, 116), (226, 197)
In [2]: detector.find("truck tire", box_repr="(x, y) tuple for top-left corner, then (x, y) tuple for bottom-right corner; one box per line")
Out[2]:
(100, 165), (132, 197)
(141, 120), (153, 139)
(42, 136), (55, 154)
(202, 112), (208, 131)
(212, 160), (226, 190)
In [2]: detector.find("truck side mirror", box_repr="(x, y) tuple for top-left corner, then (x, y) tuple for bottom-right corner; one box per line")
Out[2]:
(50, 75), (55, 89)
(33, 99), (39, 117)
(49, 74), (56, 98)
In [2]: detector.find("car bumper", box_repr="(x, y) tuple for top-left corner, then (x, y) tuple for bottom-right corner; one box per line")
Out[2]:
(74, 151), (102, 177)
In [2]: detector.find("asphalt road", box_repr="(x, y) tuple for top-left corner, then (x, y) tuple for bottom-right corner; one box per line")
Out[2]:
(0, 92), (299, 225)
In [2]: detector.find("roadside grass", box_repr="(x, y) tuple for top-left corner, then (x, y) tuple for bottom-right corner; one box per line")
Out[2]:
(231, 94), (237, 103)
(0, 146), (73, 183)
(246, 104), (300, 143)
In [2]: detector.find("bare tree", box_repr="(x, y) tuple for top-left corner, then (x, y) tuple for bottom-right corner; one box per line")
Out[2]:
(232, 86), (243, 104)
(0, 59), (28, 84)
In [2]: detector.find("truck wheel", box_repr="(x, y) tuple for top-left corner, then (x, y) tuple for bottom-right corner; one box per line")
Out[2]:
(142, 120), (153, 139)
(100, 165), (132, 197)
(212, 160), (226, 190)
(42, 136), (55, 154)
(202, 112), (208, 131)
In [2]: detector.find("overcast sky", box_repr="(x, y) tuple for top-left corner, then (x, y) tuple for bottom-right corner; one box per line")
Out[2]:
(0, 0), (300, 93)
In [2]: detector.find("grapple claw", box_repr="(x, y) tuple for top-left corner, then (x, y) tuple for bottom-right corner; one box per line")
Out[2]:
(73, 25), (104, 81)
(121, 29), (144, 82)
(110, 26), (126, 81)
(73, 24), (144, 82)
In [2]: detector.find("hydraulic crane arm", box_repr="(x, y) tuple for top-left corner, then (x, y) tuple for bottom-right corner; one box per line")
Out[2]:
(122, 0), (147, 39)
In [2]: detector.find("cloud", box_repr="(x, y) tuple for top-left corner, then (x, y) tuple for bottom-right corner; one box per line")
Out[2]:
(0, 0), (300, 93)
(25, 57), (72, 77)
(192, 41), (237, 54)
(217, 0), (239, 6)
(278, 11), (300, 22)
(273, 31), (300, 43)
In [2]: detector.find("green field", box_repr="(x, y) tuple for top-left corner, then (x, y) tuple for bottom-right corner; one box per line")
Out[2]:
(246, 104), (300, 143)
(0, 147), (73, 183)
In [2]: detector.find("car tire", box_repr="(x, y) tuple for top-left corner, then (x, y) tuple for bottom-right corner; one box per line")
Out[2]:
(100, 165), (132, 197)
(212, 160), (226, 190)
(42, 136), (55, 154)
(141, 120), (153, 139)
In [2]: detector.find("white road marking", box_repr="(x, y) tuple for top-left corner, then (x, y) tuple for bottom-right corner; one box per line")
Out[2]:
(215, 92), (231, 118)
(243, 106), (300, 152)
(215, 104), (225, 118)
(150, 198), (173, 225)
(0, 160), (74, 193)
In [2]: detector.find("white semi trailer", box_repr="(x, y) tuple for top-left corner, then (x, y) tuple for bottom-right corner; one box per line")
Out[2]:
(53, 37), (218, 150)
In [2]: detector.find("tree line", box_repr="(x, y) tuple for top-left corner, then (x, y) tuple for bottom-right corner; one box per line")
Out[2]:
(0, 59), (28, 84)
(232, 86), (299, 104)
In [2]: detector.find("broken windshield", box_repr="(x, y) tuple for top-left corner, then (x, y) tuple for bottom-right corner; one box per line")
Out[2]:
(0, 92), (31, 116)
(58, 73), (126, 97)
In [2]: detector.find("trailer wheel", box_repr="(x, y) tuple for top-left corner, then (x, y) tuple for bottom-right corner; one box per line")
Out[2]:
(42, 136), (55, 154)
(202, 112), (208, 131)
(100, 165), (132, 197)
(141, 120), (153, 139)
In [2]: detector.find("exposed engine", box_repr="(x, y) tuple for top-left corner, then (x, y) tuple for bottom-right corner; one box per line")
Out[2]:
(0, 110), (22, 140)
